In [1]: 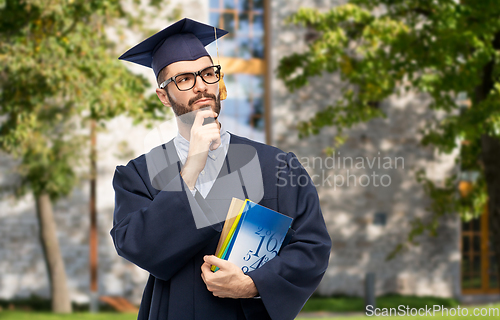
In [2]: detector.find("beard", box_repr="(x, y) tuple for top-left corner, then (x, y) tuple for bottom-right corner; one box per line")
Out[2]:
(167, 91), (221, 125)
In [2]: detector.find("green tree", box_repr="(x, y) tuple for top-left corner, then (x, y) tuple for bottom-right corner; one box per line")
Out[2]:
(277, 1), (500, 286)
(0, 0), (169, 312)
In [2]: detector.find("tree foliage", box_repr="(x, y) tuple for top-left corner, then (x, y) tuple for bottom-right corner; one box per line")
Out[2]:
(0, 0), (170, 198)
(278, 0), (500, 258)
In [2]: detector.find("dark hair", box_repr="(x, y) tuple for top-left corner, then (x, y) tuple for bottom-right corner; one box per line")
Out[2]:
(157, 67), (168, 87)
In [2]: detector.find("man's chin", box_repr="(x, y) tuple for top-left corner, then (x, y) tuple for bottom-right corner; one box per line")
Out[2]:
(192, 102), (215, 110)
(177, 105), (216, 125)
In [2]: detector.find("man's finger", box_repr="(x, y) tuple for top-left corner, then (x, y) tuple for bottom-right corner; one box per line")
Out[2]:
(210, 137), (222, 151)
(203, 255), (229, 270)
(201, 262), (212, 283)
(201, 261), (213, 274)
(193, 110), (218, 128)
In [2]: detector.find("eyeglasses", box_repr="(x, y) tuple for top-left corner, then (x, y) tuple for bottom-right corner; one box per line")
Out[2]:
(159, 65), (221, 91)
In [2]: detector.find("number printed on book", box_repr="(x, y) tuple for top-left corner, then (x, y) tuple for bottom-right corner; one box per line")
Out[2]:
(241, 226), (283, 273)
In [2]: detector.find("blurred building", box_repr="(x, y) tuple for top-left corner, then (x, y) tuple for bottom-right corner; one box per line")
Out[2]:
(0, 0), (498, 307)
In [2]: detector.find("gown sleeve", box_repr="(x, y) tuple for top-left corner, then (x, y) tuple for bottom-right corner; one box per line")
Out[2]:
(245, 152), (332, 320)
(110, 157), (221, 282)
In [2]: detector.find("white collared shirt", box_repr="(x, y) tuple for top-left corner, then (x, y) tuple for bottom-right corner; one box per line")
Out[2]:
(173, 124), (230, 198)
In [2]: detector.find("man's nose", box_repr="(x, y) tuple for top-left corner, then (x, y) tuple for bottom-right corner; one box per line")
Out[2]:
(193, 75), (208, 92)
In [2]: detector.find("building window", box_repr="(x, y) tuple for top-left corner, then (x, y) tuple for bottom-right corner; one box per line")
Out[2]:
(461, 204), (499, 293)
(207, 0), (266, 143)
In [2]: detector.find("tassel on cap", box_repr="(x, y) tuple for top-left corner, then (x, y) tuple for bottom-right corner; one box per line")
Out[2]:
(219, 72), (227, 100)
(214, 27), (227, 100)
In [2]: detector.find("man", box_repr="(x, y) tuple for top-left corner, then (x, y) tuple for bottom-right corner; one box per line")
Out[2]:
(111, 18), (331, 320)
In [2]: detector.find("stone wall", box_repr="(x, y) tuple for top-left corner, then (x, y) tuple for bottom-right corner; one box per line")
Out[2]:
(269, 0), (461, 298)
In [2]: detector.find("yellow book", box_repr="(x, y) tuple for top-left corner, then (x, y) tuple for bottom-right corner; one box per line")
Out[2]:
(211, 198), (248, 271)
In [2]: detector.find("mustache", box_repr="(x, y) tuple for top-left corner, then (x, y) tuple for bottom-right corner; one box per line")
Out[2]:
(188, 92), (217, 106)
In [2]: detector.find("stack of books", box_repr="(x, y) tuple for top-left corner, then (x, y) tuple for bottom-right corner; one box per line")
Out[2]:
(211, 198), (293, 272)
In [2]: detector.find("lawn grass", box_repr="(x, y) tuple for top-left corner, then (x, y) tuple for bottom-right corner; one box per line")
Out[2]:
(1, 305), (499, 320)
(0, 312), (137, 320)
(0, 304), (500, 320)
(1, 299), (498, 320)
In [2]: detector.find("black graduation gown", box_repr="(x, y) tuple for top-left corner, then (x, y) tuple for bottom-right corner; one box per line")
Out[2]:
(110, 134), (331, 320)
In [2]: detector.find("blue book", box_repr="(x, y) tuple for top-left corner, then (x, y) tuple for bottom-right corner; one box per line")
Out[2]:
(220, 200), (293, 273)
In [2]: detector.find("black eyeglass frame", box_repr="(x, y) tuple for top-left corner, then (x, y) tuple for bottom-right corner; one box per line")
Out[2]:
(159, 65), (222, 91)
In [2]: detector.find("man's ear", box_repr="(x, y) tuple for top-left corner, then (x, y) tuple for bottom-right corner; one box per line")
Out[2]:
(156, 88), (171, 108)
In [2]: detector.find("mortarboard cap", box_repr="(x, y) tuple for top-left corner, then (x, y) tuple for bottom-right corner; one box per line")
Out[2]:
(119, 18), (228, 79)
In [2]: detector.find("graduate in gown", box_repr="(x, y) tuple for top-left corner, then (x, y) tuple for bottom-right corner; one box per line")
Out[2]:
(111, 18), (331, 320)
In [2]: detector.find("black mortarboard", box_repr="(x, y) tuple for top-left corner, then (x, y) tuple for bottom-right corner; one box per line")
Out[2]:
(119, 18), (228, 79)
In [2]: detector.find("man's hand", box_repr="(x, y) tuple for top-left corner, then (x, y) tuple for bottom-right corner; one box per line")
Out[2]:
(181, 110), (220, 189)
(201, 255), (258, 299)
